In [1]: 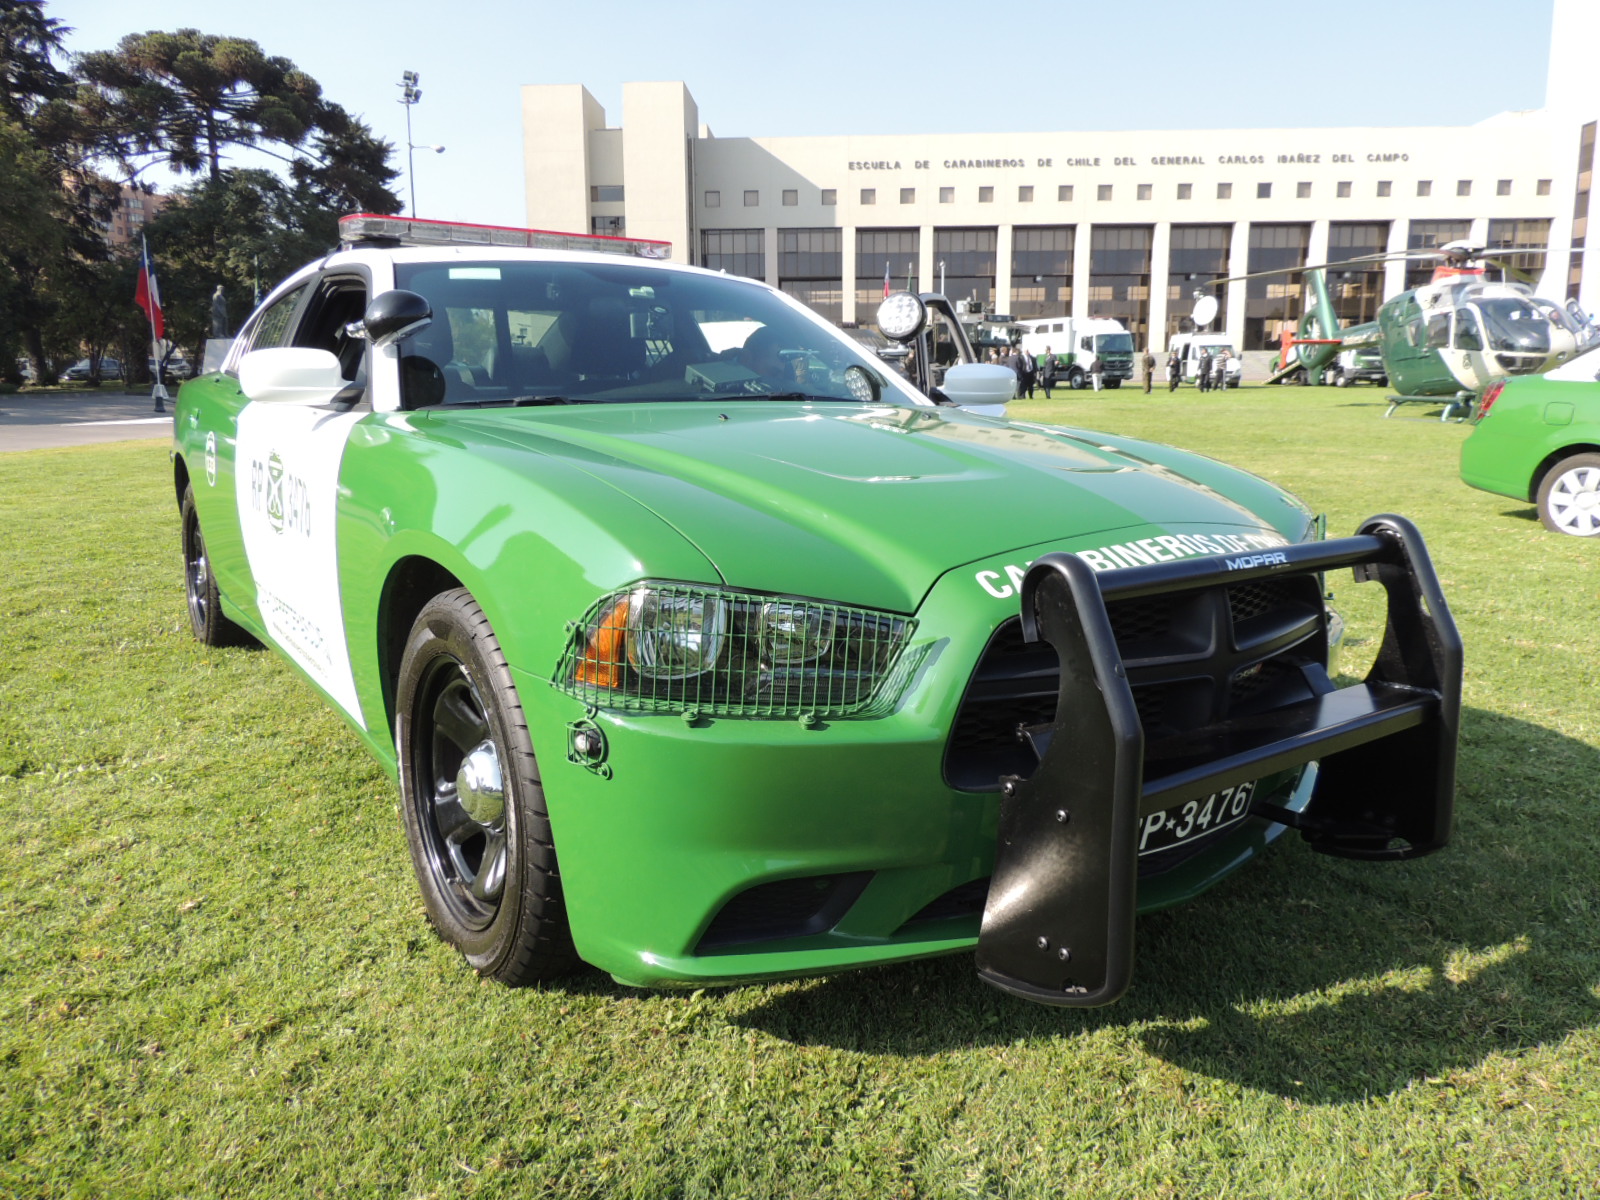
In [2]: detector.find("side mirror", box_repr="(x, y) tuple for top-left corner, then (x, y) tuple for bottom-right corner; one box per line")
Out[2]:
(239, 347), (349, 406)
(347, 289), (432, 349)
(936, 362), (1014, 415)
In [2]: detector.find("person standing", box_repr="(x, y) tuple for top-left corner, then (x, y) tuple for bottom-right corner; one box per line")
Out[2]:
(1142, 348), (1156, 394)
(1167, 348), (1182, 393)
(1090, 354), (1104, 392)
(1211, 350), (1229, 391)
(1015, 345), (1037, 399)
(1039, 346), (1057, 399)
(1196, 349), (1211, 393)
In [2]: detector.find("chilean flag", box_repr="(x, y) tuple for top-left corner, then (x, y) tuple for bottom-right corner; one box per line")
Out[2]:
(135, 237), (164, 340)
(882, 260), (891, 298)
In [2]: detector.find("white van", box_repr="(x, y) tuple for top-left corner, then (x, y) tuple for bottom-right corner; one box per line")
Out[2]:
(1167, 333), (1243, 387)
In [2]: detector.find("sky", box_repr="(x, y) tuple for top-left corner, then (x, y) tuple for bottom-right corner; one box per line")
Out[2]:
(54, 0), (1556, 229)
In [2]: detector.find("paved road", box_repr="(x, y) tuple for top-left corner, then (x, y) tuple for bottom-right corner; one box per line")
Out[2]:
(0, 389), (175, 452)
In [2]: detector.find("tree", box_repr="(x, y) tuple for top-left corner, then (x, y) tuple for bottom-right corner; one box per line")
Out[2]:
(76, 29), (400, 212)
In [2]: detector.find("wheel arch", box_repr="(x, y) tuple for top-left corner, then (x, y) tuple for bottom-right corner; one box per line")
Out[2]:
(377, 554), (466, 740)
(1529, 442), (1600, 503)
(173, 453), (192, 509)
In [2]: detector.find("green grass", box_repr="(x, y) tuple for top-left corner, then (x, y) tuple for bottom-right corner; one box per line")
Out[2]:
(2, 386), (1598, 1198)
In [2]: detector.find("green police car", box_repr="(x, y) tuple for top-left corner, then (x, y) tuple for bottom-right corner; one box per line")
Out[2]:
(171, 215), (1461, 1007)
(1460, 346), (1600, 536)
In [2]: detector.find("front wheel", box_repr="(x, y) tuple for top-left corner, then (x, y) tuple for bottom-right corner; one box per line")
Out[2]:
(396, 588), (579, 982)
(180, 485), (249, 646)
(1104, 378), (1121, 389)
(1536, 453), (1600, 536)
(1068, 368), (1086, 390)
(1333, 370), (1349, 387)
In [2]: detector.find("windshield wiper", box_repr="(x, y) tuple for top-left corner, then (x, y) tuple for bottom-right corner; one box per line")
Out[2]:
(440, 395), (587, 409)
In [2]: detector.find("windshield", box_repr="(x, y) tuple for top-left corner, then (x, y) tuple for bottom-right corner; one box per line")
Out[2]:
(1095, 332), (1135, 354)
(1473, 298), (1552, 354)
(392, 259), (899, 408)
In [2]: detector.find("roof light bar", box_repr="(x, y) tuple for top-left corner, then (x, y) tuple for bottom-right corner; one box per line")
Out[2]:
(338, 214), (672, 259)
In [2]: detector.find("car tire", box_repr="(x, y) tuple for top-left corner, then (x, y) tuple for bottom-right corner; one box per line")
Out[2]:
(396, 588), (579, 983)
(1105, 379), (1121, 389)
(181, 485), (250, 646)
(1535, 453), (1600, 537)
(1333, 370), (1349, 387)
(1068, 368), (1085, 390)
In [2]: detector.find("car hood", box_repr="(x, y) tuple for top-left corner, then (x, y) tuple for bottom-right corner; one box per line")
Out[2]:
(443, 402), (1309, 613)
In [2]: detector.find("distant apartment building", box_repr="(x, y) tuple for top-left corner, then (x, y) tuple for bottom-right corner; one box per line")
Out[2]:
(101, 183), (169, 248)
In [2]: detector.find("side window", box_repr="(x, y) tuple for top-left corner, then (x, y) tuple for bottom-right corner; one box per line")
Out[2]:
(295, 277), (370, 383)
(1425, 312), (1451, 349)
(1453, 309), (1484, 351)
(247, 284), (309, 354)
(1406, 316), (1427, 349)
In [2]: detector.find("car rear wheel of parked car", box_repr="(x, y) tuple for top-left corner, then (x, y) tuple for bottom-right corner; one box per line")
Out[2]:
(180, 486), (250, 646)
(1535, 452), (1600, 536)
(396, 588), (578, 983)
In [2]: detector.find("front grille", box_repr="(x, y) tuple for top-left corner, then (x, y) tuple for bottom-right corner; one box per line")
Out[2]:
(943, 567), (1327, 793)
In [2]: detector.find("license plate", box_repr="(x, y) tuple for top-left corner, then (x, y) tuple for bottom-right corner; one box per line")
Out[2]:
(1137, 780), (1257, 856)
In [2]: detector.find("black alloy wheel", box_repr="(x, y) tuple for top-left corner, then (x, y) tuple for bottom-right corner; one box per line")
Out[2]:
(180, 485), (248, 646)
(396, 588), (577, 982)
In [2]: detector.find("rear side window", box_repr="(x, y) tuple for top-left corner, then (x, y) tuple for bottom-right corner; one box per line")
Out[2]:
(247, 284), (309, 354)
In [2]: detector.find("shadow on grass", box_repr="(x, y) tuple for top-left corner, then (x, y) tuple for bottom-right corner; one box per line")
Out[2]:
(730, 708), (1600, 1105)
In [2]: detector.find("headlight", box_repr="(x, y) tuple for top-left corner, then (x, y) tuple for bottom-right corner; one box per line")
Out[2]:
(557, 582), (919, 719)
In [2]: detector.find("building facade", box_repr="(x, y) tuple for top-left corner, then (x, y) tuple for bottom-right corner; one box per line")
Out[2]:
(522, 4), (1598, 352)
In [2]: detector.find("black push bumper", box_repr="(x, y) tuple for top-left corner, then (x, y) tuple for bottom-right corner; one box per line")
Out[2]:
(974, 514), (1461, 1007)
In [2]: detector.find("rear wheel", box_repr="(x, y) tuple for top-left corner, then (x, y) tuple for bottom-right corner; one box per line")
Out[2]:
(1536, 453), (1600, 536)
(396, 588), (578, 982)
(1105, 378), (1121, 389)
(1068, 368), (1085, 390)
(1333, 369), (1349, 387)
(180, 485), (249, 646)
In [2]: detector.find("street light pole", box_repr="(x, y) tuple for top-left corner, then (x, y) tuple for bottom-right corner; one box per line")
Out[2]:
(399, 70), (421, 216)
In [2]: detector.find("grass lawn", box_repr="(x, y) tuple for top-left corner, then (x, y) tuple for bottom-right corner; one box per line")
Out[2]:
(1, 383), (1598, 1198)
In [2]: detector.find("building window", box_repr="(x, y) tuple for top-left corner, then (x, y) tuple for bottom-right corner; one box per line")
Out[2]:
(939, 187), (955, 204)
(1098, 184), (1112, 201)
(782, 189), (798, 206)
(861, 188), (876, 205)
(778, 227), (844, 322)
(1326, 221), (1390, 326)
(1488, 217), (1552, 280)
(1406, 219), (1471, 289)
(979, 186), (994, 203)
(1244, 222), (1310, 350)
(744, 190), (759, 207)
(821, 189), (836, 205)
(1257, 182), (1272, 199)
(1417, 180), (1432, 197)
(1337, 181), (1352, 198)
(1568, 123), (1594, 300)
(856, 227), (919, 307)
(1457, 180), (1472, 197)
(591, 215), (625, 237)
(704, 190), (720, 208)
(1177, 183), (1192, 200)
(935, 226), (998, 307)
(1011, 225), (1074, 318)
(1134, 183), (1150, 201)
(1538, 178), (1553, 196)
(1088, 224), (1153, 344)
(1165, 223), (1230, 339)
(701, 228), (765, 280)
(1377, 180), (1392, 197)
(1497, 179), (1512, 196)
(1297, 182), (1311, 199)
(589, 185), (624, 202)
(1058, 185), (1073, 202)
(1018, 185), (1033, 202)
(1217, 182), (1232, 199)
(900, 188), (915, 204)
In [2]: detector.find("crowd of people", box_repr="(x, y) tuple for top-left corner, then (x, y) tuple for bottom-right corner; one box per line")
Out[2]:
(983, 343), (1236, 396)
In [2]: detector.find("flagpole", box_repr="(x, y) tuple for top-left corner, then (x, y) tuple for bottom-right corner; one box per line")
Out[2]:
(139, 235), (169, 414)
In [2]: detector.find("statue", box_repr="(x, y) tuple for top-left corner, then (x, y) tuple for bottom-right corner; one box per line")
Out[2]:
(210, 286), (229, 338)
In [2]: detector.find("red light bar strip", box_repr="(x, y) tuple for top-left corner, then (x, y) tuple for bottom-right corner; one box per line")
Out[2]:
(338, 213), (671, 259)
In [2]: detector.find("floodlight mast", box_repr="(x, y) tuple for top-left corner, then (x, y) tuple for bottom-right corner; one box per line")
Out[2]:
(399, 70), (422, 216)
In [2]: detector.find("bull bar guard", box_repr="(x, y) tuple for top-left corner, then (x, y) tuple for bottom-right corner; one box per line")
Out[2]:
(974, 514), (1462, 1008)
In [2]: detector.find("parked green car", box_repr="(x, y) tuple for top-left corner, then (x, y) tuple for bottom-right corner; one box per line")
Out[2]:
(1460, 347), (1600, 536)
(169, 215), (1460, 1008)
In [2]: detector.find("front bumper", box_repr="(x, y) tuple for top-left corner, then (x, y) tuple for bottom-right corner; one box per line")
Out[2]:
(976, 514), (1461, 1006)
